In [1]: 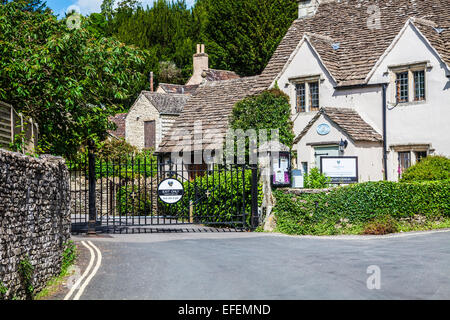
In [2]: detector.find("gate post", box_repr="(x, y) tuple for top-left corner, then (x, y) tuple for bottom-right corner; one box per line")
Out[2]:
(88, 140), (97, 235)
(250, 165), (259, 229)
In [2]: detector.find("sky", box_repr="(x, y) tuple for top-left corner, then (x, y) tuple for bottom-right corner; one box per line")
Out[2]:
(46, 0), (196, 17)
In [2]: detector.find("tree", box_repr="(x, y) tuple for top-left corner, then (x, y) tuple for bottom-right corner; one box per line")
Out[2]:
(0, 1), (148, 157)
(203, 0), (297, 76)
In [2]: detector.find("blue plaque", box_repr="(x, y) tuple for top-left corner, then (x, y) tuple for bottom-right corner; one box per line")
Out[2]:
(317, 123), (331, 135)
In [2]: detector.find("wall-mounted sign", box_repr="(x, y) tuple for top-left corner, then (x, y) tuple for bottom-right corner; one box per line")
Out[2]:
(320, 156), (358, 184)
(317, 123), (331, 136)
(272, 152), (291, 187)
(158, 179), (184, 204)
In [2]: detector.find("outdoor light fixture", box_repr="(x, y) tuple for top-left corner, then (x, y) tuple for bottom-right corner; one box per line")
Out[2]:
(339, 139), (348, 153)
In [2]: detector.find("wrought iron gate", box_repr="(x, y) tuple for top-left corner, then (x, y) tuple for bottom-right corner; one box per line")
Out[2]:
(68, 149), (259, 234)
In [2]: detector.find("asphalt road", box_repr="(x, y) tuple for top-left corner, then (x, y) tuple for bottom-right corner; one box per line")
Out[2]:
(74, 230), (450, 300)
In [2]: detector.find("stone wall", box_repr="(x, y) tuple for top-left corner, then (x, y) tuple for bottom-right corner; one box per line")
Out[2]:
(125, 93), (161, 150)
(0, 149), (71, 299)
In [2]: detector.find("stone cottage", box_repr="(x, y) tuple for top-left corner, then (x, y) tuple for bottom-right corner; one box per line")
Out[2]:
(120, 44), (239, 150)
(125, 92), (189, 150)
(158, 0), (450, 183)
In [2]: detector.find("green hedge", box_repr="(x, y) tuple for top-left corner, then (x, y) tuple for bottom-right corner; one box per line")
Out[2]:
(116, 185), (152, 216)
(274, 181), (450, 235)
(173, 169), (263, 226)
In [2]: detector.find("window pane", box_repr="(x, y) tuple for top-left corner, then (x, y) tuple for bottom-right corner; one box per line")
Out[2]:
(396, 72), (409, 103)
(296, 83), (306, 113)
(414, 70), (425, 101)
(309, 82), (319, 111)
(398, 152), (411, 178)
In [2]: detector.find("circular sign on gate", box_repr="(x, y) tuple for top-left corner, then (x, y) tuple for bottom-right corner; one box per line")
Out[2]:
(158, 178), (184, 204)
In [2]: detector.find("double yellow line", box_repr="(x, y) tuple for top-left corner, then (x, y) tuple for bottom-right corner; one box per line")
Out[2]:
(64, 241), (102, 300)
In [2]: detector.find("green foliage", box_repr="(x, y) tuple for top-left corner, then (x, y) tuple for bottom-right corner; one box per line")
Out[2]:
(303, 167), (331, 189)
(0, 282), (7, 300)
(273, 181), (450, 236)
(66, 144), (157, 179)
(363, 216), (398, 235)
(202, 0), (298, 76)
(173, 168), (263, 227)
(116, 184), (152, 216)
(229, 89), (294, 162)
(0, 1), (148, 157)
(18, 256), (34, 300)
(61, 241), (77, 277)
(400, 156), (450, 182)
(96, 139), (138, 162)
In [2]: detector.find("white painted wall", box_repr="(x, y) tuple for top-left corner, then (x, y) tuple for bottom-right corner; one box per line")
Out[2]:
(295, 114), (384, 182)
(274, 23), (450, 182)
(368, 22), (450, 180)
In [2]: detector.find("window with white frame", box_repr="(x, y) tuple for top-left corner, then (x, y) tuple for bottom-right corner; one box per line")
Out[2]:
(294, 77), (320, 113)
(391, 63), (427, 104)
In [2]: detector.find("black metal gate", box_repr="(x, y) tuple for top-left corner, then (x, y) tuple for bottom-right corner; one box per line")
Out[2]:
(68, 149), (259, 234)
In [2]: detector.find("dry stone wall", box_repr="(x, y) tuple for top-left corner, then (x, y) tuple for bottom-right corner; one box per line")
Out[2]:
(0, 149), (70, 299)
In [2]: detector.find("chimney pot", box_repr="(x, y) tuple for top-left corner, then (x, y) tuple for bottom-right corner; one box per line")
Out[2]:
(150, 71), (154, 92)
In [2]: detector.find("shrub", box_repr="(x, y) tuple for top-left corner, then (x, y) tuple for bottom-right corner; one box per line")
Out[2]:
(61, 241), (77, 276)
(303, 167), (331, 189)
(273, 180), (450, 235)
(116, 185), (153, 216)
(400, 156), (450, 182)
(173, 168), (263, 227)
(0, 282), (7, 300)
(363, 216), (398, 235)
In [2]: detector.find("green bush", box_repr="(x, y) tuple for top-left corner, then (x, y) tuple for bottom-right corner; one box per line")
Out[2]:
(173, 168), (263, 227)
(273, 180), (450, 235)
(400, 156), (450, 182)
(116, 185), (153, 216)
(303, 167), (331, 189)
(363, 216), (398, 235)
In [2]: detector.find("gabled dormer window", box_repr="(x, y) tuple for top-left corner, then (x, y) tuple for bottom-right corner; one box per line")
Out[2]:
(293, 76), (321, 113)
(391, 63), (427, 104)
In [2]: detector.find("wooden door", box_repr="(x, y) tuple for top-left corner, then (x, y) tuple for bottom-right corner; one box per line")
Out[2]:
(144, 120), (156, 149)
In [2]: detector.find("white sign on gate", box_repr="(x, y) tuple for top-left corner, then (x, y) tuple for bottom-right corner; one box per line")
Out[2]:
(158, 179), (184, 204)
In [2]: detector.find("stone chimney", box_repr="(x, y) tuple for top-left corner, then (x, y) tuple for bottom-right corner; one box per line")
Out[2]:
(297, 0), (320, 19)
(187, 44), (209, 85)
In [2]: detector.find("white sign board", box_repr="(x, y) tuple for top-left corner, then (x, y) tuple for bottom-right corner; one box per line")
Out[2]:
(321, 157), (358, 184)
(158, 179), (184, 204)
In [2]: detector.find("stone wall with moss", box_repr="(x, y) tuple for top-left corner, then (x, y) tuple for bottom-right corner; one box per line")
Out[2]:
(0, 149), (70, 299)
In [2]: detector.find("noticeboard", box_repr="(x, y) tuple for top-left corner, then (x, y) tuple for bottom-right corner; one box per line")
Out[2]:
(272, 152), (291, 187)
(320, 156), (358, 184)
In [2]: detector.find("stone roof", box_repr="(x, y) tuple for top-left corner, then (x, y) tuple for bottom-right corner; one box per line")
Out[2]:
(204, 69), (241, 82)
(158, 83), (200, 95)
(158, 76), (260, 153)
(294, 107), (383, 144)
(142, 91), (190, 115)
(108, 113), (127, 139)
(255, 0), (450, 90)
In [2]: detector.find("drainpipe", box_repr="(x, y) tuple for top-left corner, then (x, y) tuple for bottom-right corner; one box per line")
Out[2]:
(382, 83), (388, 181)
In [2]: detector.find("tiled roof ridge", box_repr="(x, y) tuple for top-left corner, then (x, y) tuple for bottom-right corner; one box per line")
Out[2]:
(294, 107), (383, 144)
(257, 0), (450, 89)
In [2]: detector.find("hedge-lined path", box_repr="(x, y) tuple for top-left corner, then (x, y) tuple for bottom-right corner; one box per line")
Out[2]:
(71, 229), (450, 300)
